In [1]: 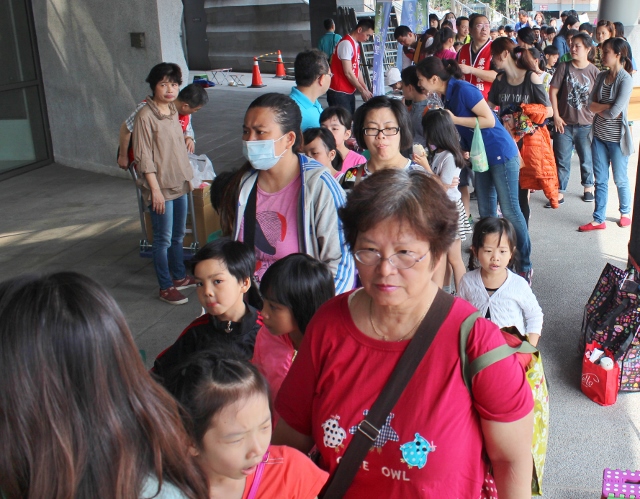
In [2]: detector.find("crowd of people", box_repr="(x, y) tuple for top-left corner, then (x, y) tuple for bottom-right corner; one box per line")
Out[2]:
(1, 8), (635, 499)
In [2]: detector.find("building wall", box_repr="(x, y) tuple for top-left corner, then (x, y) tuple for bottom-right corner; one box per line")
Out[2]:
(31, 0), (188, 177)
(205, 0), (312, 73)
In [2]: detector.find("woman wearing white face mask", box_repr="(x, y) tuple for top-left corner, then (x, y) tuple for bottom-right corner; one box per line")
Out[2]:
(217, 93), (355, 294)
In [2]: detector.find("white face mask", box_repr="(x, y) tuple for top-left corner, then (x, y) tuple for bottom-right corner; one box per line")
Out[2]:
(242, 134), (288, 171)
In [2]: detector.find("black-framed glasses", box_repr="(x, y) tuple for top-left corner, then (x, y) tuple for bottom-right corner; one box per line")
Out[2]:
(354, 249), (427, 269)
(363, 127), (401, 137)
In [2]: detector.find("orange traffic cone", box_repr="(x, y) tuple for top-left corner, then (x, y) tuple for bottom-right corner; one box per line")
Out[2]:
(249, 57), (266, 88)
(275, 50), (286, 78)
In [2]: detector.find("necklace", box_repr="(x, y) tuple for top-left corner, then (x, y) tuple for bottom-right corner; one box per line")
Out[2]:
(225, 321), (232, 333)
(368, 297), (428, 342)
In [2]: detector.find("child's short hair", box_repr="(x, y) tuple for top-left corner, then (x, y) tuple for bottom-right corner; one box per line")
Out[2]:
(469, 217), (518, 270)
(166, 348), (270, 446)
(546, 26), (556, 35)
(178, 84), (209, 108)
(190, 238), (255, 283)
(320, 106), (353, 130)
(543, 45), (559, 56)
(145, 62), (182, 93)
(259, 254), (334, 334)
(579, 22), (593, 35)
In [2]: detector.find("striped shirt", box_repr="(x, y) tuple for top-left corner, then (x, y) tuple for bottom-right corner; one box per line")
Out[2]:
(593, 81), (622, 142)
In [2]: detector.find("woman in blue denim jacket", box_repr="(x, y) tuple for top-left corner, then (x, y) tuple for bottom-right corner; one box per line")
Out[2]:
(579, 38), (634, 231)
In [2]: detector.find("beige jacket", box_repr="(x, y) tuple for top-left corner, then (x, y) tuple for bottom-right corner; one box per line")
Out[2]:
(133, 97), (192, 204)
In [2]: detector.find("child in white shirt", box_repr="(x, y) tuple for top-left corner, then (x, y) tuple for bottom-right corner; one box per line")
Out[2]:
(459, 217), (543, 346)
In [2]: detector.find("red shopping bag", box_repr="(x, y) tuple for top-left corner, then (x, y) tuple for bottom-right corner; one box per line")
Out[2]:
(581, 341), (620, 406)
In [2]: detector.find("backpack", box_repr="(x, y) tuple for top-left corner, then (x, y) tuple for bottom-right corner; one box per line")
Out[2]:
(460, 313), (549, 496)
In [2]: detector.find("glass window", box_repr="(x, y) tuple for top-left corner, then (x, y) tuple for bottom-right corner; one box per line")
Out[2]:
(0, 0), (37, 86)
(0, 87), (49, 173)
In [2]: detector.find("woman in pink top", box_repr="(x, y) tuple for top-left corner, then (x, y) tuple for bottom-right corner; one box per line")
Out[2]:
(320, 107), (366, 173)
(252, 254), (335, 415)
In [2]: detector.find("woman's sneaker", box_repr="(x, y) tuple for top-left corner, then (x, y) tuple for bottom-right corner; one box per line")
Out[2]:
(159, 287), (188, 305)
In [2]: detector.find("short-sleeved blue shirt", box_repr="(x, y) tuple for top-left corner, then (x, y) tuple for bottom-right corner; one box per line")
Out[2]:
(290, 87), (323, 131)
(443, 78), (518, 166)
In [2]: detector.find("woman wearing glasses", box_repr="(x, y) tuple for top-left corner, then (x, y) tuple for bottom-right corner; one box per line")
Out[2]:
(273, 169), (534, 498)
(339, 96), (424, 192)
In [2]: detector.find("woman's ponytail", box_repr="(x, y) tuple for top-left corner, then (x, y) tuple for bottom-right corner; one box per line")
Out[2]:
(513, 46), (539, 73)
(442, 59), (463, 80)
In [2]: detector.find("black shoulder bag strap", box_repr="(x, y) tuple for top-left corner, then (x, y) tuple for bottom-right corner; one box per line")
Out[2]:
(243, 179), (259, 253)
(320, 289), (455, 499)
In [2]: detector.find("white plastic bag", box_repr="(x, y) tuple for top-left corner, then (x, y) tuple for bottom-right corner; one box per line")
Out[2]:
(188, 153), (215, 189)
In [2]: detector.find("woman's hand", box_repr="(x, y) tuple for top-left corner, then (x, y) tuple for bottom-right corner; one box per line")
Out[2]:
(459, 63), (473, 75)
(184, 137), (195, 154)
(117, 154), (130, 169)
(445, 109), (458, 125)
(412, 153), (433, 173)
(151, 189), (166, 214)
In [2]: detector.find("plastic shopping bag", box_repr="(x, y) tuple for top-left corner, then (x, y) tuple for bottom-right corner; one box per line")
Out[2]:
(470, 118), (489, 173)
(189, 153), (215, 189)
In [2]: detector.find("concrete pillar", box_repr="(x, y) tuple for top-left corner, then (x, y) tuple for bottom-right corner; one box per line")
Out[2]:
(310, 0), (339, 49)
(32, 0), (188, 177)
(598, 0), (640, 26)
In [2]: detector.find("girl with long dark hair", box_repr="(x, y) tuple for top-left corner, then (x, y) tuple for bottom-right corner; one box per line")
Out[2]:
(0, 272), (208, 499)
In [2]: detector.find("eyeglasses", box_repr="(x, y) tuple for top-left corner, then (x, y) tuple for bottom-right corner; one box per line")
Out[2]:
(475, 23), (491, 29)
(354, 249), (427, 269)
(320, 72), (333, 79)
(363, 127), (401, 137)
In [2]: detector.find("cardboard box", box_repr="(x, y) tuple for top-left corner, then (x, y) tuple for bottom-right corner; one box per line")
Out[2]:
(143, 184), (220, 249)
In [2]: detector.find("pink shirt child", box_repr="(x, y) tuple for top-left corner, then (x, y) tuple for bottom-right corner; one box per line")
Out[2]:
(252, 325), (296, 425)
(340, 150), (367, 173)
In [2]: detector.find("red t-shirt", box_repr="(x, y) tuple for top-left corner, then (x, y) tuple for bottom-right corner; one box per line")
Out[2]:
(241, 445), (328, 499)
(275, 291), (533, 498)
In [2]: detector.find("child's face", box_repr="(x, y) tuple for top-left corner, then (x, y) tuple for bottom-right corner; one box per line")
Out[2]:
(546, 53), (559, 67)
(476, 232), (513, 276)
(153, 77), (180, 105)
(261, 298), (299, 337)
(303, 137), (336, 169)
(195, 393), (271, 482)
(321, 116), (350, 148)
(194, 258), (250, 321)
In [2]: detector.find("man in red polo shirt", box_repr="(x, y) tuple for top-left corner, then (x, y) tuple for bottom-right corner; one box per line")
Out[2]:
(327, 18), (375, 114)
(456, 14), (497, 101)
